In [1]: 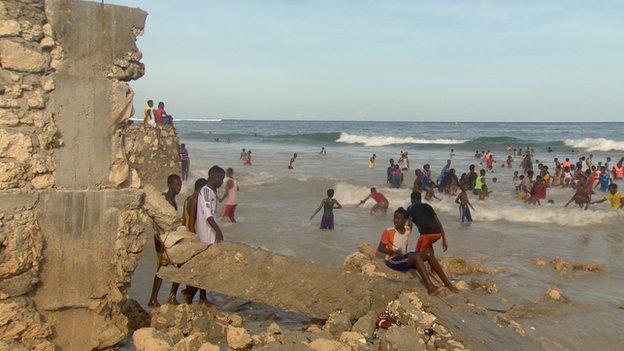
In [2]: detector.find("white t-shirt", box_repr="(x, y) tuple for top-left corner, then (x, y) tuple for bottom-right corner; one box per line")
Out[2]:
(195, 185), (218, 244)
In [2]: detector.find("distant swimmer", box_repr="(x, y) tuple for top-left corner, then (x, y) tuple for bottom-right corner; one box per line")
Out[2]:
(613, 160), (624, 180)
(591, 184), (623, 210)
(450, 148), (455, 157)
(310, 188), (342, 230)
(288, 153), (297, 169)
(369, 154), (377, 169)
(386, 159), (395, 184)
(243, 150), (252, 166)
(219, 168), (239, 223)
(319, 147), (327, 156)
(506, 145), (513, 155)
(547, 146), (553, 153)
(240, 148), (246, 161)
(455, 185), (475, 224)
(525, 175), (546, 205)
(357, 187), (389, 214)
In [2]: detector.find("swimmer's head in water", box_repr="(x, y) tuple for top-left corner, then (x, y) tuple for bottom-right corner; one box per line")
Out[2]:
(181, 143), (186, 148)
(327, 188), (334, 198)
(393, 207), (408, 228)
(226, 168), (234, 176)
(492, 177), (497, 183)
(548, 200), (555, 204)
(469, 164), (475, 171)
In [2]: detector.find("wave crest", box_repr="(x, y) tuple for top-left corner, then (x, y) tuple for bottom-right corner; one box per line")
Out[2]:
(564, 138), (624, 151)
(336, 133), (468, 147)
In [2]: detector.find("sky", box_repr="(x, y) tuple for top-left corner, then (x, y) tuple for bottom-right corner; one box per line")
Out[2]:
(105, 0), (624, 122)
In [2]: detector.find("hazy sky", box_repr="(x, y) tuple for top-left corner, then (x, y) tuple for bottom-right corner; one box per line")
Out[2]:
(105, 0), (624, 122)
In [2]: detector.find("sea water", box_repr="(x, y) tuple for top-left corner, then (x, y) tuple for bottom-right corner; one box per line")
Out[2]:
(130, 120), (624, 350)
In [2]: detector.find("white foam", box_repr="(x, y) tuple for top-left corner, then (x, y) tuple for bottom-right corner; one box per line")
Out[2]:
(564, 138), (624, 151)
(175, 118), (223, 122)
(333, 183), (622, 227)
(336, 133), (468, 147)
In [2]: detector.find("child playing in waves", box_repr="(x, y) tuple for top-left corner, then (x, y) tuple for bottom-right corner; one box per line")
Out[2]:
(455, 186), (475, 224)
(243, 150), (252, 166)
(288, 153), (297, 169)
(368, 154), (377, 169)
(525, 175), (546, 205)
(591, 184), (623, 210)
(358, 187), (389, 214)
(310, 189), (342, 229)
(378, 207), (455, 295)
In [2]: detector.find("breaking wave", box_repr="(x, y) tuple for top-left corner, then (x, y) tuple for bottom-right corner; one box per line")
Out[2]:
(333, 183), (622, 227)
(336, 133), (468, 147)
(564, 138), (624, 151)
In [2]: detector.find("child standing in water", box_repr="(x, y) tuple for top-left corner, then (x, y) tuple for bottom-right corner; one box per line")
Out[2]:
(455, 186), (475, 224)
(310, 189), (342, 230)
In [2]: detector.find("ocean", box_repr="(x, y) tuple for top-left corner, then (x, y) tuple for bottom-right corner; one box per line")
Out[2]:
(129, 119), (624, 350)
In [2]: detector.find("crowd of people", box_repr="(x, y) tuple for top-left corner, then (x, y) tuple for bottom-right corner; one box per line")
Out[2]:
(150, 141), (623, 305)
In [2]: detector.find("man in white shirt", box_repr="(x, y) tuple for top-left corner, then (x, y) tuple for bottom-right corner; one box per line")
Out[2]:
(184, 166), (225, 305)
(196, 166), (225, 244)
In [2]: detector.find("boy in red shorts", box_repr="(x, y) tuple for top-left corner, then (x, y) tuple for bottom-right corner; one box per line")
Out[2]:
(378, 208), (454, 295)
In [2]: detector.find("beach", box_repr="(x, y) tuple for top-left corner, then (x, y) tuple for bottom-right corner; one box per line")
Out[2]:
(130, 119), (624, 350)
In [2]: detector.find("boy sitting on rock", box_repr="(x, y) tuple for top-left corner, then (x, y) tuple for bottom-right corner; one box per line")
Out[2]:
(378, 207), (456, 295)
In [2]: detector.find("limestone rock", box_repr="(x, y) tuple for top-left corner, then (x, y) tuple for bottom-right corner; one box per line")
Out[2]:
(133, 327), (174, 351)
(109, 157), (130, 187)
(122, 299), (151, 331)
(343, 252), (369, 272)
(545, 287), (569, 302)
(379, 325), (425, 351)
(227, 326), (251, 350)
(339, 331), (365, 346)
(357, 243), (377, 259)
(0, 160), (26, 189)
(0, 129), (32, 161)
(470, 278), (499, 294)
(0, 20), (20, 37)
(534, 257), (550, 266)
(0, 40), (49, 72)
(172, 332), (207, 351)
(308, 338), (350, 351)
(323, 310), (351, 337)
(30, 174), (54, 189)
(455, 280), (470, 291)
(0, 109), (19, 126)
(27, 155), (55, 174)
(39, 36), (54, 50)
(351, 310), (377, 337)
(197, 343), (220, 351)
(439, 257), (474, 275)
(41, 75), (54, 92)
(144, 184), (181, 231)
(25, 90), (45, 109)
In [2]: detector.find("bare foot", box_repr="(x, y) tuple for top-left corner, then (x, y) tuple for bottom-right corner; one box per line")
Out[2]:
(147, 300), (161, 308)
(446, 284), (460, 293)
(427, 286), (445, 295)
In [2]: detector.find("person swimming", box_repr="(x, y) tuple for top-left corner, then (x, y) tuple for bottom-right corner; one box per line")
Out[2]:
(358, 187), (389, 214)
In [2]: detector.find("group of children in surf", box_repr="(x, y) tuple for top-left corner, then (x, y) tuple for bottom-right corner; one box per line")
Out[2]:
(509, 151), (624, 210)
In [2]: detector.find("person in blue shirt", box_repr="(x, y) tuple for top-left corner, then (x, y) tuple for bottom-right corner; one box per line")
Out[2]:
(597, 165), (611, 192)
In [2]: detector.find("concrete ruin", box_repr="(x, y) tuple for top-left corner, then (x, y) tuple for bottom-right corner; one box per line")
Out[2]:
(0, 1), (179, 349)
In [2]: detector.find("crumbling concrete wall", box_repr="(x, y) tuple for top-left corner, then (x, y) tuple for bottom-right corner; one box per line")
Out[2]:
(0, 1), (180, 350)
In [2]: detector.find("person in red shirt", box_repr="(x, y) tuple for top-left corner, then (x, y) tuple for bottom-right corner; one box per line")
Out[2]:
(154, 102), (165, 125)
(357, 187), (389, 214)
